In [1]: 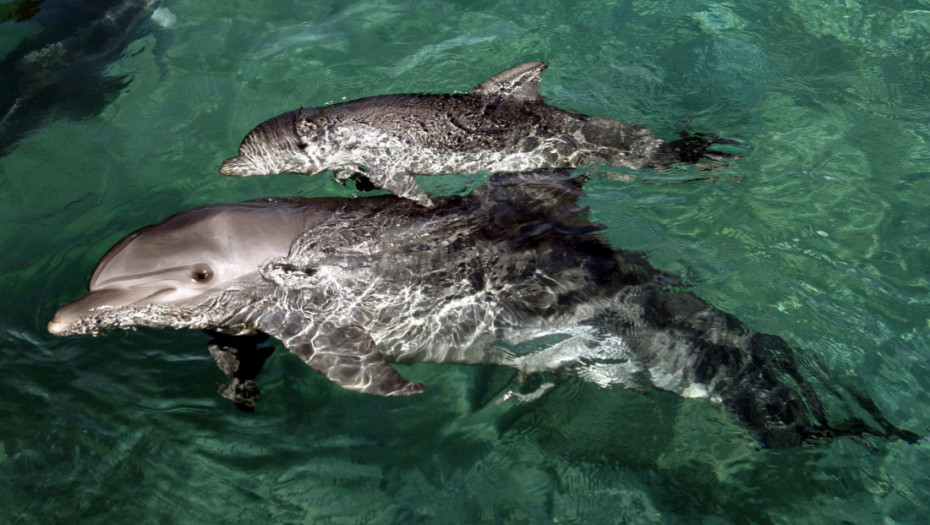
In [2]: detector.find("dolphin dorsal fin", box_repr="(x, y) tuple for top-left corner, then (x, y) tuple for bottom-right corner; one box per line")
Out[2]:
(469, 61), (548, 103)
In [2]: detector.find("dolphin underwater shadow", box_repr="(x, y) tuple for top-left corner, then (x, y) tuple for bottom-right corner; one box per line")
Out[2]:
(220, 61), (738, 207)
(0, 0), (173, 155)
(48, 172), (916, 448)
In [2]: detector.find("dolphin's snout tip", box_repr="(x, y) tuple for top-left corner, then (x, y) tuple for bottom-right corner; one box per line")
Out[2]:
(47, 320), (69, 336)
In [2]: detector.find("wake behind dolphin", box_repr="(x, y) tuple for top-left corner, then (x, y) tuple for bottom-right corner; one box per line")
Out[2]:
(48, 172), (916, 447)
(221, 61), (736, 206)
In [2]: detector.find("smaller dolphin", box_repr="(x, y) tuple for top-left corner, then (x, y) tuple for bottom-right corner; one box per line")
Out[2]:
(220, 61), (734, 206)
(48, 173), (917, 447)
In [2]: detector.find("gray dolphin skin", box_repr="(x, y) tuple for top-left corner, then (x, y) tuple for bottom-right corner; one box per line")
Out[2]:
(48, 172), (916, 447)
(220, 61), (733, 206)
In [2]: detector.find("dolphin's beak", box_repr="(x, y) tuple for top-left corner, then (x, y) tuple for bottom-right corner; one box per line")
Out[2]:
(47, 287), (170, 336)
(47, 320), (71, 336)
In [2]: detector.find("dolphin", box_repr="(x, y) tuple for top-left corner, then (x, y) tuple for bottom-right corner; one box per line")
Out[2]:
(220, 61), (735, 206)
(48, 172), (915, 447)
(0, 0), (172, 155)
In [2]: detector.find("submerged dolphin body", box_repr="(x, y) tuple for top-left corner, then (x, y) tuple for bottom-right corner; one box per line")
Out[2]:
(0, 0), (172, 154)
(49, 173), (914, 447)
(220, 62), (733, 206)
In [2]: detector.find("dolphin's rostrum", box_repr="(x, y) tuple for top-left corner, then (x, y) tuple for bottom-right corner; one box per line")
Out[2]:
(48, 173), (916, 447)
(220, 62), (734, 206)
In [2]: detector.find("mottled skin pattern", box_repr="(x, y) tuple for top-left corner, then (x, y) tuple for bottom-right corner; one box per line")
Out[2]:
(220, 62), (729, 206)
(49, 173), (916, 447)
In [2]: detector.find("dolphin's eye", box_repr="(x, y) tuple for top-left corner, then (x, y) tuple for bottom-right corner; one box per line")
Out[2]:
(191, 264), (214, 283)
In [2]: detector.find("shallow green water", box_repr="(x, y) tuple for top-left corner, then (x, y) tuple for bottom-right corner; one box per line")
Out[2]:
(2, 0), (929, 522)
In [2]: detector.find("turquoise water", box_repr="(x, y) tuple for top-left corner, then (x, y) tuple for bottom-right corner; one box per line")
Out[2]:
(2, 0), (930, 522)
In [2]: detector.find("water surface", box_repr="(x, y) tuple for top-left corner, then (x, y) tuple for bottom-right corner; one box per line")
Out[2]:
(1, 0), (929, 522)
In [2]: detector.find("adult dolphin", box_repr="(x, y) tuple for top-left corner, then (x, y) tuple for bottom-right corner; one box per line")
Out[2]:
(48, 172), (915, 447)
(220, 62), (737, 206)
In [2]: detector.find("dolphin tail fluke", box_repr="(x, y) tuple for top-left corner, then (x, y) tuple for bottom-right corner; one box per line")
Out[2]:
(625, 284), (917, 447)
(797, 377), (923, 445)
(659, 127), (746, 167)
(802, 397), (923, 445)
(849, 394), (922, 444)
(722, 333), (921, 447)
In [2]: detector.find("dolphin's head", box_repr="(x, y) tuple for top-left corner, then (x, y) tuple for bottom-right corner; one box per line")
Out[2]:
(48, 201), (307, 336)
(220, 109), (328, 177)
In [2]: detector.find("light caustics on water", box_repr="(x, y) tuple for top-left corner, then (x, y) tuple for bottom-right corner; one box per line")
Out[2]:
(7, 1), (930, 522)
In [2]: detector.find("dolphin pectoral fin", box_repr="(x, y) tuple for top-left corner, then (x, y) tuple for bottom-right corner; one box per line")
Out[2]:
(288, 323), (427, 396)
(206, 331), (274, 412)
(365, 168), (434, 208)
